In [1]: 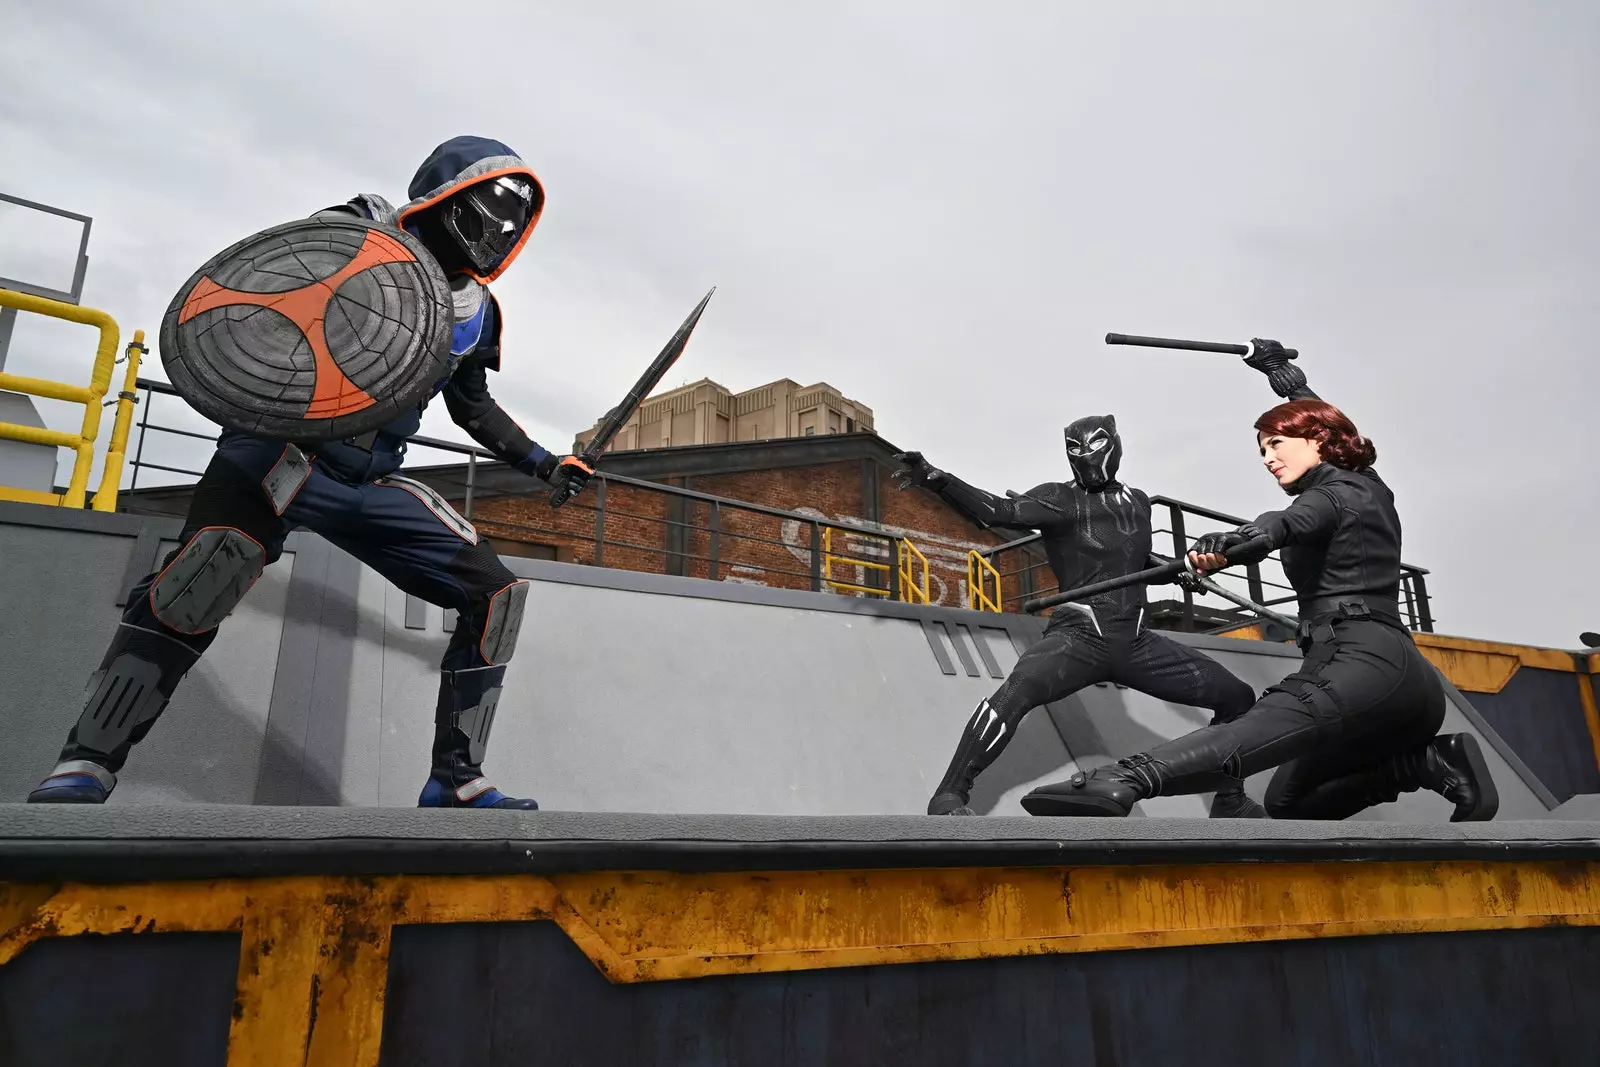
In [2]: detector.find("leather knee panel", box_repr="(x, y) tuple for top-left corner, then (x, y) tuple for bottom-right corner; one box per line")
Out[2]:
(149, 527), (266, 634)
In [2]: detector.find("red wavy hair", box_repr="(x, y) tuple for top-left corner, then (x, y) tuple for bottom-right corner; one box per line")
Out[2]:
(1254, 399), (1377, 470)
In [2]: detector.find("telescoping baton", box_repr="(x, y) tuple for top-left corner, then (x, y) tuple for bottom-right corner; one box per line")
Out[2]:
(1022, 537), (1273, 614)
(1104, 333), (1298, 359)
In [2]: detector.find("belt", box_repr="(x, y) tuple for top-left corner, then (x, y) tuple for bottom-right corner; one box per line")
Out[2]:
(1295, 595), (1405, 646)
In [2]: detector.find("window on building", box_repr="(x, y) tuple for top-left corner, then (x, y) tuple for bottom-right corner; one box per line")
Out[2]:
(846, 417), (855, 432)
(804, 426), (815, 436)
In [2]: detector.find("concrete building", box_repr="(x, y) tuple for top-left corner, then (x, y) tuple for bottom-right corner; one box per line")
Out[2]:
(573, 377), (875, 454)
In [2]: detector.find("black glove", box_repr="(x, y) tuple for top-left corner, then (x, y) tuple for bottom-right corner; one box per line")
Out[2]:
(535, 454), (593, 504)
(1190, 524), (1270, 567)
(891, 451), (948, 491)
(1243, 337), (1308, 399)
(1176, 568), (1208, 594)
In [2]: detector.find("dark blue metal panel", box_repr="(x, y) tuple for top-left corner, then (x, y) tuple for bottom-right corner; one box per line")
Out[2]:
(0, 932), (239, 1067)
(1463, 667), (1600, 802)
(380, 921), (1600, 1067)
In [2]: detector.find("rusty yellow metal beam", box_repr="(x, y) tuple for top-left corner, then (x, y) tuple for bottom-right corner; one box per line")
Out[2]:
(1577, 669), (1600, 781)
(4, 859), (1600, 1065)
(1412, 633), (1579, 675)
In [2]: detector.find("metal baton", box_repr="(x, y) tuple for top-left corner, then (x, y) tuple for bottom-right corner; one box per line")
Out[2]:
(1105, 333), (1298, 360)
(1022, 537), (1273, 614)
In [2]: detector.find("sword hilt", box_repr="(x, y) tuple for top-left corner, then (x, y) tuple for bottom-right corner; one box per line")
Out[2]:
(547, 455), (597, 509)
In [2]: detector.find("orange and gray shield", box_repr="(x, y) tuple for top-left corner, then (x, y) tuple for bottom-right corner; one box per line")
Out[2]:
(159, 216), (455, 441)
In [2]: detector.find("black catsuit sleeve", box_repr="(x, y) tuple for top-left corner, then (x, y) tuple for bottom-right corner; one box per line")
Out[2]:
(1251, 489), (1340, 550)
(442, 355), (556, 478)
(935, 476), (1062, 530)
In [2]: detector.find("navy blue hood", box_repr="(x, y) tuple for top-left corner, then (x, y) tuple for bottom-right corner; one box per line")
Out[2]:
(397, 135), (544, 283)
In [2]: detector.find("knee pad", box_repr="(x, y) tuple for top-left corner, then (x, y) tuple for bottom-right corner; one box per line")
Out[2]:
(149, 527), (265, 634)
(478, 580), (529, 666)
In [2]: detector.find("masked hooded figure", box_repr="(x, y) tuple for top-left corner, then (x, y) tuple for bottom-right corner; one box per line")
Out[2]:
(892, 412), (1263, 819)
(29, 136), (592, 810)
(1063, 414), (1124, 491)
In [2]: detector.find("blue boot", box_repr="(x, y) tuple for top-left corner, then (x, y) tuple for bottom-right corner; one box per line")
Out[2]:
(27, 760), (116, 804)
(418, 664), (538, 811)
(417, 775), (538, 810)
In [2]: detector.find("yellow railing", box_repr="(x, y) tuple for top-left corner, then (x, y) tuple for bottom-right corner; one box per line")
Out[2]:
(0, 288), (145, 512)
(821, 525), (892, 598)
(821, 527), (933, 605)
(968, 550), (1003, 613)
(897, 539), (931, 605)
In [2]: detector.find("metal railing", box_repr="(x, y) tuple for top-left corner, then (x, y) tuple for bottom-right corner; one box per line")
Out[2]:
(967, 550), (1002, 613)
(120, 378), (962, 599)
(115, 377), (1436, 631)
(898, 539), (931, 605)
(0, 288), (145, 511)
(977, 495), (1435, 634)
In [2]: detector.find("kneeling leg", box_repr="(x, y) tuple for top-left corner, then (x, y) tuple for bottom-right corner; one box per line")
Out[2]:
(1114, 630), (1266, 819)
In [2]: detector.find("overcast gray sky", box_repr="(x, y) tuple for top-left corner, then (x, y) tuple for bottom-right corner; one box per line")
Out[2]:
(2, 1), (1596, 647)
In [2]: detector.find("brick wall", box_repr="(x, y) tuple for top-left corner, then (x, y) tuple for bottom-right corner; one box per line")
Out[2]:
(454, 459), (1056, 612)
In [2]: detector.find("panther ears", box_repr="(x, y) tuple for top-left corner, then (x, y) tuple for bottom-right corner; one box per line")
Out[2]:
(1103, 414), (1117, 432)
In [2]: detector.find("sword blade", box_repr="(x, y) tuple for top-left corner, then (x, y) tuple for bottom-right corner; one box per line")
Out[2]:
(580, 287), (716, 464)
(548, 287), (716, 508)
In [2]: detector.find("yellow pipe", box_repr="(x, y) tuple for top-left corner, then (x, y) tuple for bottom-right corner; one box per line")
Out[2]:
(0, 288), (120, 345)
(0, 421), (82, 449)
(0, 372), (93, 404)
(0, 486), (62, 506)
(898, 539), (931, 604)
(0, 287), (121, 510)
(90, 331), (146, 512)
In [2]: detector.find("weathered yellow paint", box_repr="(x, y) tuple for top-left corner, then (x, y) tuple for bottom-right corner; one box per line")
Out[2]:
(1215, 622), (1267, 641)
(1413, 643), (1522, 694)
(1413, 633), (1578, 674)
(4, 860), (1600, 1064)
(1577, 671), (1600, 778)
(1219, 627), (1583, 696)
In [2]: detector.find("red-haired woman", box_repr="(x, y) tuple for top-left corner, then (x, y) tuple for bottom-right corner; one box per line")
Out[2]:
(1020, 339), (1498, 821)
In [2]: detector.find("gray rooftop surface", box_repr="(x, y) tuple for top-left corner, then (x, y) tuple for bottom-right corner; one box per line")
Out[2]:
(2, 805), (1598, 882)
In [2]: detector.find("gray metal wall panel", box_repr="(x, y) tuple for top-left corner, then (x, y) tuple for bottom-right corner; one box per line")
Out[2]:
(0, 517), (294, 805)
(2, 522), (140, 798)
(1462, 668), (1600, 803)
(0, 508), (1557, 819)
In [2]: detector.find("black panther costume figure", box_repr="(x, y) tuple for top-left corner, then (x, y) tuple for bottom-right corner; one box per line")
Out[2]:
(1019, 342), (1498, 821)
(28, 136), (592, 810)
(895, 414), (1262, 818)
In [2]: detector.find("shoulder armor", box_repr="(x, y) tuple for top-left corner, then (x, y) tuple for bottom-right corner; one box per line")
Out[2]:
(311, 193), (399, 225)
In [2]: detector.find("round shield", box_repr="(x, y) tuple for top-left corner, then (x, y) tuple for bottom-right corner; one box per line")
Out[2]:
(159, 215), (455, 442)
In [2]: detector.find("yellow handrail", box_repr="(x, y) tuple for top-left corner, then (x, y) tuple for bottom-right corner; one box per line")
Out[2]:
(821, 526), (892, 597)
(968, 550), (1003, 613)
(0, 287), (135, 510)
(898, 539), (931, 605)
(90, 332), (146, 512)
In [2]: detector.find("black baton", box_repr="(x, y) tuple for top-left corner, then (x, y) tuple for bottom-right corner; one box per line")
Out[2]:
(1105, 333), (1298, 359)
(1023, 537), (1273, 614)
